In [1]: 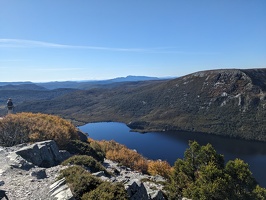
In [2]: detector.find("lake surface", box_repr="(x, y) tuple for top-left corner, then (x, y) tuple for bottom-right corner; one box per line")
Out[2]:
(79, 122), (266, 187)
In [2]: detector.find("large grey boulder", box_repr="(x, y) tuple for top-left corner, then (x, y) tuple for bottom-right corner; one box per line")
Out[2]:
(15, 140), (64, 168)
(144, 182), (166, 200)
(7, 151), (34, 170)
(125, 179), (149, 200)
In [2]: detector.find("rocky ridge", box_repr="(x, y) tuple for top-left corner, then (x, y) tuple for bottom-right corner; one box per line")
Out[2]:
(0, 140), (167, 200)
(124, 68), (266, 141)
(14, 68), (266, 142)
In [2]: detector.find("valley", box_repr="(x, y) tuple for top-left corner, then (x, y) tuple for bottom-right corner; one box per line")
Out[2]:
(1, 69), (266, 142)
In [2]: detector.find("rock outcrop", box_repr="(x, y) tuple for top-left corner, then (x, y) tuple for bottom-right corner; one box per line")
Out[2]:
(0, 141), (74, 200)
(15, 140), (69, 168)
(97, 159), (166, 200)
(49, 178), (75, 200)
(111, 68), (266, 141)
(0, 140), (166, 200)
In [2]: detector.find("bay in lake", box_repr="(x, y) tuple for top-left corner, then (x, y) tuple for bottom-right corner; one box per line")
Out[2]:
(79, 122), (266, 187)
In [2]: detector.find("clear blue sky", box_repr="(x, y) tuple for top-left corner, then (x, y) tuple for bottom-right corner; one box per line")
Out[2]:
(0, 0), (265, 82)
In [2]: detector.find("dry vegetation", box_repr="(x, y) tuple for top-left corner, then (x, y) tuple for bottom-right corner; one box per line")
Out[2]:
(0, 112), (79, 148)
(88, 138), (172, 178)
(0, 113), (265, 199)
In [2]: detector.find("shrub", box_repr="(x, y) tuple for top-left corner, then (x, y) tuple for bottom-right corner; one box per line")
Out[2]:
(0, 112), (79, 148)
(81, 182), (128, 200)
(96, 140), (148, 173)
(253, 185), (266, 200)
(66, 140), (105, 162)
(58, 165), (102, 200)
(0, 116), (29, 146)
(167, 141), (266, 200)
(61, 155), (106, 173)
(87, 138), (105, 156)
(147, 160), (172, 179)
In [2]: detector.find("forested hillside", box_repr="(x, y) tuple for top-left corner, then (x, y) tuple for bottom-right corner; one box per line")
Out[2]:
(6, 68), (266, 142)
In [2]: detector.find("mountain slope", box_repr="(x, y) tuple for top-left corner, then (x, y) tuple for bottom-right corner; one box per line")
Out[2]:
(0, 83), (47, 91)
(16, 69), (266, 141)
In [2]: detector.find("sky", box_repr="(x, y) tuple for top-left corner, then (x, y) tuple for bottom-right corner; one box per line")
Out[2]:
(0, 0), (265, 82)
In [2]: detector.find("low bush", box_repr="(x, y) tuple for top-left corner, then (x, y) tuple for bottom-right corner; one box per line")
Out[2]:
(58, 165), (102, 200)
(61, 155), (107, 173)
(147, 160), (172, 179)
(81, 182), (128, 200)
(0, 112), (79, 148)
(91, 139), (148, 173)
(66, 140), (105, 162)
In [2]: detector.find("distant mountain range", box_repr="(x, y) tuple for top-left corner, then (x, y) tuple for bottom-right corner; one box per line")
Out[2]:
(0, 83), (47, 91)
(1, 70), (266, 142)
(0, 76), (164, 90)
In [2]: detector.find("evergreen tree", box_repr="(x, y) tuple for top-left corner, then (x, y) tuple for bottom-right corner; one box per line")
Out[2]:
(225, 159), (256, 199)
(167, 141), (266, 200)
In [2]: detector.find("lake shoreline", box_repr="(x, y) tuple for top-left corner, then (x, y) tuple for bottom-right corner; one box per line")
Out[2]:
(79, 122), (266, 187)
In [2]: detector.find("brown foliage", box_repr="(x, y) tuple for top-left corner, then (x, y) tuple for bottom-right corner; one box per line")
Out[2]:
(91, 139), (148, 173)
(0, 112), (79, 148)
(90, 139), (172, 177)
(147, 160), (172, 178)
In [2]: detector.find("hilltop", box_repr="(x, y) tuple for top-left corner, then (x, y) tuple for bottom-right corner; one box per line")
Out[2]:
(4, 68), (266, 142)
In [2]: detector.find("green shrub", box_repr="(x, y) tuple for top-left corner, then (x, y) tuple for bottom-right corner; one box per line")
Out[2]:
(58, 165), (102, 200)
(81, 182), (128, 200)
(167, 141), (266, 200)
(253, 185), (266, 200)
(88, 138), (105, 158)
(61, 155), (107, 173)
(66, 140), (105, 162)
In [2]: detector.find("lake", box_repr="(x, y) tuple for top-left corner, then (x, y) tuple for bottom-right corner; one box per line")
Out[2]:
(79, 122), (266, 187)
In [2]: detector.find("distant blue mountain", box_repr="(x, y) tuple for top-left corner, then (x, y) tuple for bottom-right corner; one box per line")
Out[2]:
(0, 81), (33, 86)
(35, 76), (170, 90)
(0, 83), (47, 91)
(108, 75), (160, 82)
(0, 76), (174, 90)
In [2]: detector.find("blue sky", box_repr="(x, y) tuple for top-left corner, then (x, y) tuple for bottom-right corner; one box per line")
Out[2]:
(0, 0), (265, 82)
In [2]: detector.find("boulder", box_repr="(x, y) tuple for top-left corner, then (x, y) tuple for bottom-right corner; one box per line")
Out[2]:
(15, 140), (64, 168)
(30, 168), (47, 179)
(0, 180), (4, 186)
(148, 190), (165, 200)
(125, 179), (149, 200)
(49, 178), (75, 200)
(7, 151), (34, 170)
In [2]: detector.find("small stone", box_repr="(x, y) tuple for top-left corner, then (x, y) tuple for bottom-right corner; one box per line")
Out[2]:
(0, 180), (4, 186)
(30, 169), (47, 179)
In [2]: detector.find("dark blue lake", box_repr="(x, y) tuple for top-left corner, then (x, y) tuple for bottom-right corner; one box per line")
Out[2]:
(79, 122), (266, 187)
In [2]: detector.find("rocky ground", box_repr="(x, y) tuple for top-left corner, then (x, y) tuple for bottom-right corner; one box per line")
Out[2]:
(0, 141), (167, 200)
(0, 144), (64, 200)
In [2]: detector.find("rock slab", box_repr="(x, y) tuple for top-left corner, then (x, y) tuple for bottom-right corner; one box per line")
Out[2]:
(15, 140), (64, 168)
